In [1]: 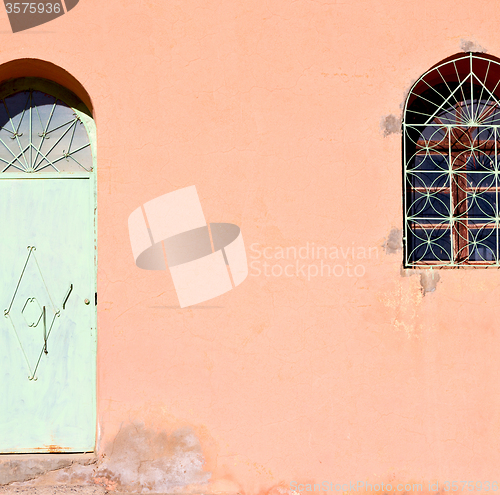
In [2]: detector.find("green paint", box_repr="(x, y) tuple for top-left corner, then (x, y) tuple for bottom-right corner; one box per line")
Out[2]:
(0, 79), (96, 453)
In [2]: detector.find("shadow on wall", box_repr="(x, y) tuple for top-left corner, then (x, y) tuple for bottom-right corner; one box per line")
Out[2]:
(58, 423), (211, 493)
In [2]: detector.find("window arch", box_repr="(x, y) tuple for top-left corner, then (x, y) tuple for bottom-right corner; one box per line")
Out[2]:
(404, 53), (500, 267)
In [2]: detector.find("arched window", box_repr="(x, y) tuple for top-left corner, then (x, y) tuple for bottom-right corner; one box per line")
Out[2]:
(404, 53), (500, 266)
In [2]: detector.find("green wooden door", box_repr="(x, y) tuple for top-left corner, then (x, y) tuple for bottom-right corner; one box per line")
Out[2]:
(0, 80), (96, 453)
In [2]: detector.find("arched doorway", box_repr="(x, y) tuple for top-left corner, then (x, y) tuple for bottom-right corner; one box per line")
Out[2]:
(0, 77), (96, 453)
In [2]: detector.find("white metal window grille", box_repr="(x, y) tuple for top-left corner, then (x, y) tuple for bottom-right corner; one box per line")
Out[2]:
(404, 53), (500, 267)
(0, 89), (92, 173)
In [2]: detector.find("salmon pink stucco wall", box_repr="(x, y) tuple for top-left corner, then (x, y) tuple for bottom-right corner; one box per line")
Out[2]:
(0, 0), (499, 493)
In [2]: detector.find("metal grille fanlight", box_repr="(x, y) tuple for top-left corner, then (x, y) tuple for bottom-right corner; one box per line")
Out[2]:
(404, 53), (500, 267)
(0, 89), (92, 173)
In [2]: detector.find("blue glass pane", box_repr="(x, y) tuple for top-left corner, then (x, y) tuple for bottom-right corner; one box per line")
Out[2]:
(409, 171), (449, 188)
(465, 170), (495, 188)
(477, 102), (500, 125)
(469, 228), (497, 261)
(436, 105), (457, 125)
(467, 192), (497, 218)
(409, 192), (450, 218)
(408, 227), (451, 262)
(475, 127), (495, 142)
(418, 125), (448, 143)
(466, 151), (495, 172)
(412, 154), (448, 171)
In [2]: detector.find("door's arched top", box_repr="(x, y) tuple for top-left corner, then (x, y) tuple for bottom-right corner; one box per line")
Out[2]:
(0, 78), (94, 174)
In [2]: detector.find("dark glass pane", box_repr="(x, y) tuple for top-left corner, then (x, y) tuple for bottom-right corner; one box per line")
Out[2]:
(465, 170), (495, 188)
(407, 227), (451, 262)
(409, 171), (449, 189)
(412, 154), (448, 171)
(469, 227), (497, 262)
(467, 191), (497, 218)
(409, 191), (450, 218)
(467, 150), (495, 173)
(2, 92), (30, 130)
(475, 126), (495, 142)
(477, 101), (500, 125)
(418, 125), (448, 144)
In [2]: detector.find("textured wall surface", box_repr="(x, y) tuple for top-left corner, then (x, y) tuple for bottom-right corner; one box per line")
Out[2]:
(0, 0), (499, 493)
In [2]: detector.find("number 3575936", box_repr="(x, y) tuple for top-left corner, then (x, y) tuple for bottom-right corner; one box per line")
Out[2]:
(5, 3), (61, 14)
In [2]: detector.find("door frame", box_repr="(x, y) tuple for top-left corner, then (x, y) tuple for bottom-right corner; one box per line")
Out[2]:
(0, 77), (97, 453)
